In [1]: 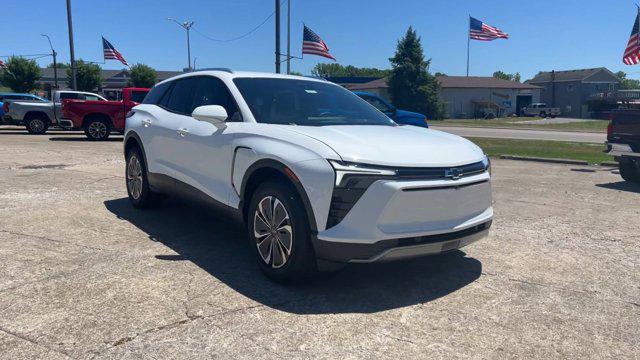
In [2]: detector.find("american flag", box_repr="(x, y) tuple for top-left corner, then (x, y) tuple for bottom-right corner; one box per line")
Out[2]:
(102, 37), (128, 66)
(469, 17), (509, 41)
(623, 11), (640, 65)
(302, 25), (335, 60)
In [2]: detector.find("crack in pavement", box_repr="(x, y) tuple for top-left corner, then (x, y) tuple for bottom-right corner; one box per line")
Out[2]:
(0, 229), (109, 252)
(0, 325), (73, 359)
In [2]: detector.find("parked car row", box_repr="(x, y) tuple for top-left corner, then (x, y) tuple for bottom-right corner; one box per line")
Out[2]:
(1, 88), (149, 140)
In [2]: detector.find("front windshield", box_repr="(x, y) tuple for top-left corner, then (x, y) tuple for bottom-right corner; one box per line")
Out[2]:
(233, 78), (395, 126)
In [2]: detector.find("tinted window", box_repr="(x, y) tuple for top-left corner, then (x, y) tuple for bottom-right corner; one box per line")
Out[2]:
(142, 82), (171, 105)
(233, 78), (395, 126)
(60, 93), (80, 100)
(164, 78), (198, 114)
(191, 77), (241, 121)
(361, 95), (391, 112)
(130, 90), (149, 103)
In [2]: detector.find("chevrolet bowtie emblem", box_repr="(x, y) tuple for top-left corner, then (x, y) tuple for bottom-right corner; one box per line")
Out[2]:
(444, 168), (462, 180)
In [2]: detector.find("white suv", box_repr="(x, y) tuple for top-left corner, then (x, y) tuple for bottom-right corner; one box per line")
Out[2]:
(124, 69), (493, 282)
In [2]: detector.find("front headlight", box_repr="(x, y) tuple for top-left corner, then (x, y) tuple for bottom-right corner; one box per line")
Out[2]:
(482, 155), (491, 175)
(328, 160), (397, 187)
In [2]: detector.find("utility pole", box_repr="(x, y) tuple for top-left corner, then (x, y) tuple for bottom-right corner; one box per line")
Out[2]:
(286, 0), (291, 74)
(66, 0), (77, 90)
(275, 0), (281, 73)
(41, 34), (58, 90)
(167, 18), (195, 71)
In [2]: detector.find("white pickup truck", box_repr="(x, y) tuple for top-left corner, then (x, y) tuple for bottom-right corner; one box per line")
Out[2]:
(2, 90), (106, 134)
(522, 103), (561, 118)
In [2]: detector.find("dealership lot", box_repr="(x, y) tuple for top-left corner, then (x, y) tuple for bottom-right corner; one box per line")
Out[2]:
(0, 126), (638, 359)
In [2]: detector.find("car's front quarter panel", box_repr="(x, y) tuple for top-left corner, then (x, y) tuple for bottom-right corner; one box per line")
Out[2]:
(231, 130), (338, 232)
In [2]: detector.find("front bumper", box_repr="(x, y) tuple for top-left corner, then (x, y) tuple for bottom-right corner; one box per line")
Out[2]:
(315, 171), (493, 263)
(315, 220), (491, 263)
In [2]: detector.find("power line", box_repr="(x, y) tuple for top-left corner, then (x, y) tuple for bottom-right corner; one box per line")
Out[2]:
(192, 0), (286, 43)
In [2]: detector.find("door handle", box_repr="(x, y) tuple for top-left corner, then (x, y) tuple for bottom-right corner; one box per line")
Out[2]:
(177, 128), (189, 137)
(141, 119), (151, 127)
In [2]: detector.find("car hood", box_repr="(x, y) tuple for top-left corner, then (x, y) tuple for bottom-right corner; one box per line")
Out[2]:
(285, 125), (485, 167)
(395, 109), (425, 119)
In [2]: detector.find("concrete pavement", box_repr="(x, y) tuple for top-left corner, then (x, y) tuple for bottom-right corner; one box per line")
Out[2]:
(0, 128), (638, 359)
(431, 125), (606, 143)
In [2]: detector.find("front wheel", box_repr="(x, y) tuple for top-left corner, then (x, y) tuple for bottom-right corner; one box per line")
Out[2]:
(247, 182), (317, 283)
(84, 118), (111, 141)
(619, 158), (640, 183)
(25, 116), (49, 134)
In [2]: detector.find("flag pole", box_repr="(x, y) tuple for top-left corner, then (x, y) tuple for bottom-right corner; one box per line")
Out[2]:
(466, 15), (470, 77)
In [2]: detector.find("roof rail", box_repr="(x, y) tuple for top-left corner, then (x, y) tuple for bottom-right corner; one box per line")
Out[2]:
(192, 67), (233, 73)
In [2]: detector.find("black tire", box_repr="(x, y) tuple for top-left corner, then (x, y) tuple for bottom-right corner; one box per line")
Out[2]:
(247, 181), (317, 283)
(125, 146), (159, 208)
(25, 116), (49, 135)
(540, 112), (547, 118)
(84, 118), (111, 141)
(619, 158), (640, 183)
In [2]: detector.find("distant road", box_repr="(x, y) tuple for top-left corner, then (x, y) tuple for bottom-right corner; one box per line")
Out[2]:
(431, 126), (606, 143)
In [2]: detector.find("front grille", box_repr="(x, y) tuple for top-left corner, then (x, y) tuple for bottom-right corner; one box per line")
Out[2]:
(325, 161), (488, 229)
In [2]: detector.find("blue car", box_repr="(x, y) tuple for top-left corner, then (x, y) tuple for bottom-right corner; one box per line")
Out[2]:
(0, 93), (46, 118)
(354, 91), (428, 128)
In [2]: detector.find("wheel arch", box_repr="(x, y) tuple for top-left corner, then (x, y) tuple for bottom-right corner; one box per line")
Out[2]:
(239, 159), (318, 233)
(24, 111), (51, 123)
(123, 131), (149, 170)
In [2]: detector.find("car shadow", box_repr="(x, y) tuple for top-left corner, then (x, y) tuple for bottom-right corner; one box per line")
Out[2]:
(104, 197), (483, 314)
(596, 181), (640, 193)
(49, 137), (123, 142)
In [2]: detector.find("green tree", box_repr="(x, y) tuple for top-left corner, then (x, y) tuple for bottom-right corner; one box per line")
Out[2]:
(0, 56), (41, 92)
(289, 70), (304, 76)
(387, 26), (444, 119)
(493, 70), (521, 83)
(434, 72), (447, 77)
(67, 60), (102, 91)
(311, 63), (391, 78)
(129, 63), (157, 88)
(616, 71), (640, 90)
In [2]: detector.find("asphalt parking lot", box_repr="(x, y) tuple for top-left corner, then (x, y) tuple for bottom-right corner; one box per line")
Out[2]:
(0, 125), (638, 359)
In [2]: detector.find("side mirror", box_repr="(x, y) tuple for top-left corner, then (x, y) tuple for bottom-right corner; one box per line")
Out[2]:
(192, 105), (228, 124)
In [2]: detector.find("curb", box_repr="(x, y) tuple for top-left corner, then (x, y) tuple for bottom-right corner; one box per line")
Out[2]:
(431, 124), (605, 134)
(499, 155), (589, 165)
(599, 161), (618, 167)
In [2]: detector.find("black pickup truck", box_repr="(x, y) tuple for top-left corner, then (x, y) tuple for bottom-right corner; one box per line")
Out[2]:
(606, 109), (640, 183)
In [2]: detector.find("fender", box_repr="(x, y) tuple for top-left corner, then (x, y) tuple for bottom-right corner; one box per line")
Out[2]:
(239, 158), (319, 233)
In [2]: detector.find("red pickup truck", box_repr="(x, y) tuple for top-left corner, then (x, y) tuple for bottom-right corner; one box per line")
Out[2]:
(61, 87), (149, 140)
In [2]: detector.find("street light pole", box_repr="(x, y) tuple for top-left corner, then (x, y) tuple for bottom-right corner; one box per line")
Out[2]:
(275, 0), (281, 74)
(167, 18), (195, 71)
(65, 0), (77, 90)
(41, 34), (58, 90)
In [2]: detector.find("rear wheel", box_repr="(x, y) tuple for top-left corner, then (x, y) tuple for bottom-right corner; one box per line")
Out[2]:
(25, 116), (49, 134)
(247, 181), (317, 283)
(84, 118), (111, 141)
(126, 147), (159, 208)
(619, 158), (640, 183)
(540, 111), (547, 118)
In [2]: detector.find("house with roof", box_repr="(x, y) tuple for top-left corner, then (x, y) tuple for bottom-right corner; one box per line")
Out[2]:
(329, 75), (540, 118)
(436, 76), (541, 118)
(526, 67), (620, 118)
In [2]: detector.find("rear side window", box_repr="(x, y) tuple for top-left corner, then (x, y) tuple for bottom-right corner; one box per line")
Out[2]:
(83, 94), (101, 101)
(142, 82), (171, 105)
(130, 90), (149, 103)
(60, 93), (80, 100)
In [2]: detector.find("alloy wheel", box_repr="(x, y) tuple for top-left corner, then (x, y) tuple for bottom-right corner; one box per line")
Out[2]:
(30, 119), (44, 133)
(127, 155), (143, 200)
(88, 121), (107, 139)
(253, 196), (293, 268)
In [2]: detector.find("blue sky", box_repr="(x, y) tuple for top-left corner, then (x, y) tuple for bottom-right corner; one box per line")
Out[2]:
(2, 0), (638, 80)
